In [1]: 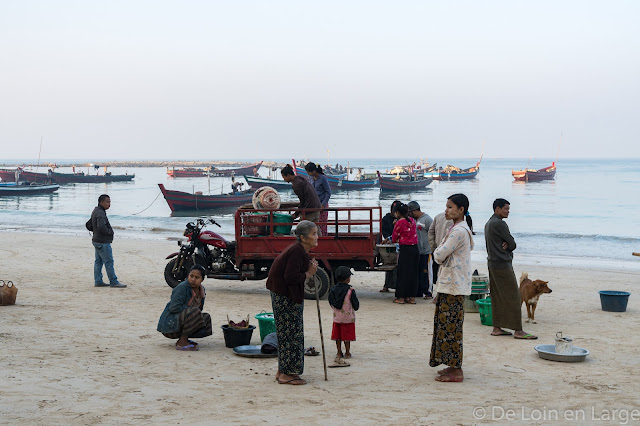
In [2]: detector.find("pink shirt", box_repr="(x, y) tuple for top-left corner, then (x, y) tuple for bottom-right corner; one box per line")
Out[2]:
(392, 217), (418, 246)
(332, 288), (356, 324)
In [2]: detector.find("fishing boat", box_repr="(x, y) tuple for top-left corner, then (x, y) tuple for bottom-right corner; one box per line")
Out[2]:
(434, 160), (481, 181)
(293, 161), (347, 179)
(158, 184), (254, 212)
(376, 171), (433, 191)
(166, 167), (208, 178)
(0, 182), (59, 195)
(243, 175), (292, 189)
(327, 175), (378, 190)
(0, 168), (134, 184)
(166, 162), (263, 178)
(512, 162), (556, 182)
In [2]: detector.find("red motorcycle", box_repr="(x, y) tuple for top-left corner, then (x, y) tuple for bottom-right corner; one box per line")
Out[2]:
(164, 218), (237, 288)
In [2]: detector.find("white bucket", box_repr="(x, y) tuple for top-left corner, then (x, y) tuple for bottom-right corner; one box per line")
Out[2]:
(555, 331), (573, 354)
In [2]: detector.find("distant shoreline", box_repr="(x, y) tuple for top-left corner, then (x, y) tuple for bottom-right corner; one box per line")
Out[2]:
(0, 160), (286, 168)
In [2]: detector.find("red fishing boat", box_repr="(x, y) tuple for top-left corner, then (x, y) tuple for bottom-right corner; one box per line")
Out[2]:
(512, 162), (556, 182)
(158, 184), (254, 212)
(166, 167), (208, 178)
(376, 171), (433, 191)
(0, 167), (134, 184)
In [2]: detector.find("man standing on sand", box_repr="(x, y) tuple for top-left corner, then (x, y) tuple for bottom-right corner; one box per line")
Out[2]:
(90, 194), (126, 288)
(408, 201), (433, 298)
(484, 198), (536, 339)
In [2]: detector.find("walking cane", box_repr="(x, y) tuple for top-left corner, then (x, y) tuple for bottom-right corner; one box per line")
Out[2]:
(314, 275), (328, 381)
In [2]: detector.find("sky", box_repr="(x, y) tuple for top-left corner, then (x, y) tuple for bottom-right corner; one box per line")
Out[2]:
(1, 1), (639, 160)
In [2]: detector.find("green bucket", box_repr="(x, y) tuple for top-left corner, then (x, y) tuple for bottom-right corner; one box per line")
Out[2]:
(254, 312), (276, 342)
(273, 213), (294, 235)
(476, 297), (492, 326)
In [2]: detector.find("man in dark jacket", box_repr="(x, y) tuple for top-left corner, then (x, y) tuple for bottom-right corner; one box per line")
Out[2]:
(90, 194), (126, 288)
(485, 198), (535, 339)
(379, 200), (400, 292)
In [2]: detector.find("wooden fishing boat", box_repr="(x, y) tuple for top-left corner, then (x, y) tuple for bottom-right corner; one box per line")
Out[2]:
(435, 161), (481, 181)
(376, 171), (433, 191)
(327, 175), (379, 190)
(0, 182), (59, 195)
(0, 168), (134, 184)
(243, 175), (292, 189)
(166, 162), (263, 178)
(166, 167), (208, 178)
(158, 184), (254, 212)
(208, 162), (263, 177)
(512, 162), (556, 182)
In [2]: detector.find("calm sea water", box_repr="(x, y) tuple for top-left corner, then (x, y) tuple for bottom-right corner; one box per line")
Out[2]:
(1, 158), (639, 269)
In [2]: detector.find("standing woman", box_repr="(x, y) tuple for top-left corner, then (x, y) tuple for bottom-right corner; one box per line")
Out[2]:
(391, 203), (419, 304)
(430, 193), (474, 382)
(304, 162), (331, 236)
(266, 220), (319, 385)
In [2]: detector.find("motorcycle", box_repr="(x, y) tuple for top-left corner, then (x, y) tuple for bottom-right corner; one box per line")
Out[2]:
(164, 218), (237, 288)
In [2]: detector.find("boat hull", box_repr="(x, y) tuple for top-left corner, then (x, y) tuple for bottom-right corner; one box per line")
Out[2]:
(512, 165), (556, 182)
(377, 172), (433, 191)
(243, 175), (292, 189)
(158, 184), (253, 212)
(0, 169), (134, 184)
(0, 183), (60, 195)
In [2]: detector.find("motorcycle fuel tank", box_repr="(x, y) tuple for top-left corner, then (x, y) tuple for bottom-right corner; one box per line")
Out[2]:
(198, 230), (227, 248)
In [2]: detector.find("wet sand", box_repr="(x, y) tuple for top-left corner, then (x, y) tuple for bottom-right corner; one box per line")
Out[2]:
(0, 232), (638, 424)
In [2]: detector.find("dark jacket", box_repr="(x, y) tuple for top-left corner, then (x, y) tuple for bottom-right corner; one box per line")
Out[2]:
(91, 205), (114, 243)
(381, 213), (395, 239)
(266, 243), (310, 304)
(157, 281), (206, 334)
(328, 282), (359, 311)
(292, 175), (322, 210)
(484, 214), (517, 269)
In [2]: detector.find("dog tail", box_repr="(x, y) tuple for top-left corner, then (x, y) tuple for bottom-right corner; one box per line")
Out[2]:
(519, 272), (528, 285)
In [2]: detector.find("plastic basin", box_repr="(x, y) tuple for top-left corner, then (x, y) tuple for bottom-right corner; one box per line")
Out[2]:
(598, 291), (630, 312)
(221, 325), (255, 348)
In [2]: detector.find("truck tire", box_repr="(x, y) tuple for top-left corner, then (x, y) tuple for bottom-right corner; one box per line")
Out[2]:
(164, 257), (194, 288)
(304, 267), (330, 300)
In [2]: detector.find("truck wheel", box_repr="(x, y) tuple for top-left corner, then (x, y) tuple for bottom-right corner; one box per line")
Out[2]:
(304, 267), (330, 300)
(164, 258), (193, 288)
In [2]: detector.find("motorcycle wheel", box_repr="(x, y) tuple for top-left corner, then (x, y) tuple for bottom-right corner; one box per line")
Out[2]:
(304, 267), (330, 300)
(164, 257), (194, 288)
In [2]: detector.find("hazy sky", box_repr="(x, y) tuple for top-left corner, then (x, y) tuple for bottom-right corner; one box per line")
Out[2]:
(1, 1), (639, 160)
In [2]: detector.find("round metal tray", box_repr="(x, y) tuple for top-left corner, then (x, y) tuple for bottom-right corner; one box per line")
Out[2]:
(534, 344), (589, 362)
(232, 345), (277, 358)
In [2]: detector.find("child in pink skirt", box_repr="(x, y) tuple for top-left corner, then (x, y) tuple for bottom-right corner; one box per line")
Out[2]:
(328, 266), (360, 366)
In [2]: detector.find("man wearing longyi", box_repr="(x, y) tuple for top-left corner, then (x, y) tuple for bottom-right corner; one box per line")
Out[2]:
(484, 199), (537, 340)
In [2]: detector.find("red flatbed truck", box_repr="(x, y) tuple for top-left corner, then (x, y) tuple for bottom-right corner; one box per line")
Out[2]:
(232, 205), (395, 299)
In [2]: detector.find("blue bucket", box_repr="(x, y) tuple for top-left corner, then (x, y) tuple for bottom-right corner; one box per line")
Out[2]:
(598, 291), (630, 312)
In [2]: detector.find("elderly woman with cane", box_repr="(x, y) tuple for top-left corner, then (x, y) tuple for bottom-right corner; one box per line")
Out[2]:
(266, 220), (319, 385)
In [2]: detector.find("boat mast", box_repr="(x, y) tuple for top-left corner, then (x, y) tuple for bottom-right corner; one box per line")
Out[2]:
(35, 136), (43, 184)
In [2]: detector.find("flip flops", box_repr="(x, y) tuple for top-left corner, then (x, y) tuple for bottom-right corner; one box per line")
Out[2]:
(329, 357), (350, 368)
(176, 343), (198, 351)
(491, 330), (513, 336)
(278, 377), (306, 385)
(304, 347), (320, 356)
(514, 334), (538, 340)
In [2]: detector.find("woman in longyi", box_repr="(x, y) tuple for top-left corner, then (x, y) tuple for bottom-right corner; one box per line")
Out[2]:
(157, 264), (213, 351)
(430, 193), (474, 382)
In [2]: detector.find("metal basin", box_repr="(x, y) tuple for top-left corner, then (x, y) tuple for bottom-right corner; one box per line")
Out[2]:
(534, 344), (589, 362)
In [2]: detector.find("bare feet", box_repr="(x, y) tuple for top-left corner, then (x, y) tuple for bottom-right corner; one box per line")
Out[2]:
(437, 366), (454, 376)
(435, 367), (464, 382)
(491, 328), (513, 336)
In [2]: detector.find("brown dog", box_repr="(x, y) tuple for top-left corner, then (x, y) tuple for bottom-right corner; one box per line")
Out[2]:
(519, 272), (552, 324)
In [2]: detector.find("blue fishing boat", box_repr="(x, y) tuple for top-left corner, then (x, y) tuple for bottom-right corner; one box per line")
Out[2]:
(0, 182), (60, 195)
(243, 175), (292, 189)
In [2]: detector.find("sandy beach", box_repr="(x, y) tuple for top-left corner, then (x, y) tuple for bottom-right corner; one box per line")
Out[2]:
(1, 231), (638, 424)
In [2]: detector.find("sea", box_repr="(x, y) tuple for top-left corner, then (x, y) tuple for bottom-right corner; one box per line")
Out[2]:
(1, 158), (639, 271)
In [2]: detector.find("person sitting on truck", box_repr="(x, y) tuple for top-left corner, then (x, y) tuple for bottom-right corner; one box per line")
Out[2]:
(281, 164), (322, 224)
(157, 264), (213, 351)
(266, 220), (319, 385)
